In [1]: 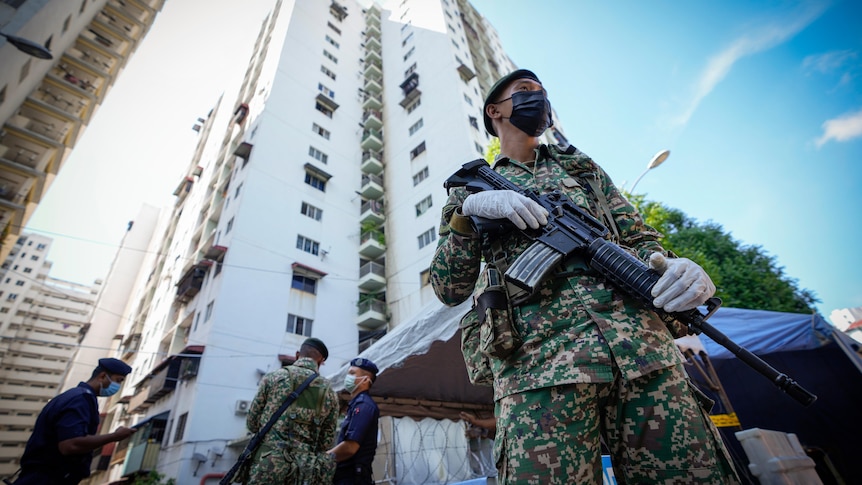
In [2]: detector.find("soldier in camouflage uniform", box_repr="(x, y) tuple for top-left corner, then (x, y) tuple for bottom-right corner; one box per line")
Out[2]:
(244, 338), (339, 485)
(431, 70), (740, 484)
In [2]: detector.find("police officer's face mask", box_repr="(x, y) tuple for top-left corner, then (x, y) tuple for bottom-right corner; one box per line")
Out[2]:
(344, 374), (357, 393)
(498, 89), (553, 137)
(101, 377), (121, 397)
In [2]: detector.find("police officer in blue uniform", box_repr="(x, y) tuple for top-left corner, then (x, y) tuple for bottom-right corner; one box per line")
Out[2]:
(328, 358), (380, 485)
(13, 358), (136, 485)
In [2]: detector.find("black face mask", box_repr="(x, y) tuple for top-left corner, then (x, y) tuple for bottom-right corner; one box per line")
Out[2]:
(499, 90), (553, 136)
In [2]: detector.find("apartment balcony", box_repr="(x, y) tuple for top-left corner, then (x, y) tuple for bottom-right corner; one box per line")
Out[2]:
(365, 34), (381, 52)
(399, 72), (421, 108)
(68, 38), (120, 76)
(360, 129), (383, 152)
(51, 59), (106, 98)
(120, 411), (168, 477)
(362, 108), (382, 130)
(358, 261), (386, 292)
(86, 19), (133, 57)
(359, 173), (384, 200)
(363, 75), (382, 95)
(173, 175), (194, 201)
(363, 61), (382, 79)
(361, 150), (383, 175)
(128, 348), (202, 414)
(365, 47), (382, 67)
(175, 260), (211, 303)
(30, 83), (93, 123)
(6, 105), (76, 145)
(357, 298), (387, 329)
(361, 92), (383, 111)
(365, 6), (381, 25)
(359, 231), (385, 259)
(360, 199), (385, 226)
(1, 124), (62, 174)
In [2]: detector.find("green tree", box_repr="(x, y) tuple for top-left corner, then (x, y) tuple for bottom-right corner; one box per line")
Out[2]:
(484, 137), (500, 164)
(628, 194), (819, 313)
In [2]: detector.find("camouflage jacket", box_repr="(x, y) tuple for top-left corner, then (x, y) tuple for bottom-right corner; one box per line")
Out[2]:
(430, 144), (686, 401)
(247, 357), (339, 454)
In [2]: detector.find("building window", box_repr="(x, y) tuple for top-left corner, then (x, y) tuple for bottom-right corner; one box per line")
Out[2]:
(463, 93), (473, 106)
(287, 313), (313, 336)
(469, 116), (479, 130)
(415, 195), (432, 216)
(312, 123), (330, 140)
(226, 217), (234, 233)
(412, 166), (429, 186)
(417, 227), (436, 249)
(296, 235), (320, 255)
(410, 141), (426, 160)
(29, 255), (38, 261)
(327, 21), (341, 35)
(22, 268), (32, 273)
(305, 172), (326, 192)
(0, 85), (5, 105)
(15, 280), (24, 286)
(7, 294), (17, 301)
(405, 63), (417, 78)
(317, 82), (335, 98)
(403, 47), (415, 62)
(325, 35), (340, 48)
(406, 97), (421, 113)
(451, 39), (459, 50)
(320, 65), (336, 80)
(308, 146), (328, 164)
(408, 118), (424, 135)
(174, 413), (188, 443)
(62, 15), (71, 33)
(205, 301), (214, 321)
(475, 142), (484, 155)
(36, 243), (46, 251)
(291, 275), (318, 294)
(315, 101), (333, 118)
(323, 50), (338, 64)
(235, 183), (242, 198)
(0, 308), (8, 314)
(301, 202), (323, 221)
(402, 32), (414, 47)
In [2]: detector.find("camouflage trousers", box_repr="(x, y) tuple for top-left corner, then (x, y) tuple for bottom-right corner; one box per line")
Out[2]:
(494, 364), (740, 484)
(244, 441), (335, 485)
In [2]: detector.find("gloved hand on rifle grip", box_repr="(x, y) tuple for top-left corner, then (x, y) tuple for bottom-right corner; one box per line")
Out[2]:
(462, 190), (549, 230)
(648, 253), (716, 312)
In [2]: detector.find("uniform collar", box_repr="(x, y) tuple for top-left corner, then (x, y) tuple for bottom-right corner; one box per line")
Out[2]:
(293, 357), (320, 372)
(491, 144), (554, 171)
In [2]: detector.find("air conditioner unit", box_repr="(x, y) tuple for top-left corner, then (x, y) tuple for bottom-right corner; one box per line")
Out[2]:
(235, 400), (251, 415)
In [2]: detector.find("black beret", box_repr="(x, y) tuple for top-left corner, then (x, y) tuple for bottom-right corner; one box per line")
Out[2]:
(483, 69), (542, 136)
(302, 337), (329, 359)
(98, 358), (132, 376)
(350, 357), (378, 376)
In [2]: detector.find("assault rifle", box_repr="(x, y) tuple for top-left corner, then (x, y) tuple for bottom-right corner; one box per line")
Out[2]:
(444, 159), (817, 406)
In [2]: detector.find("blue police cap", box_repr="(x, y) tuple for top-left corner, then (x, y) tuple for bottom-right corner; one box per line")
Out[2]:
(350, 357), (379, 376)
(98, 358), (132, 376)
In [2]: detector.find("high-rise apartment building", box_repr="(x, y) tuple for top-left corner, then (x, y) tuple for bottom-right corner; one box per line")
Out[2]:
(99, 1), (566, 482)
(0, 0), (166, 264)
(0, 233), (100, 477)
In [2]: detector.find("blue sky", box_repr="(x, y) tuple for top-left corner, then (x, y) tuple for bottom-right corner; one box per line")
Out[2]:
(470, 0), (862, 319)
(26, 0), (860, 321)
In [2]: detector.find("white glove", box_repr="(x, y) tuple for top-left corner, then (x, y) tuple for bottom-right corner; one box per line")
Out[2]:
(649, 253), (715, 312)
(462, 191), (548, 230)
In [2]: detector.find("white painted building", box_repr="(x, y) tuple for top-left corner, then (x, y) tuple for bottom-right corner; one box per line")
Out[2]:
(0, 0), (165, 265)
(0, 233), (100, 477)
(103, 0), (567, 483)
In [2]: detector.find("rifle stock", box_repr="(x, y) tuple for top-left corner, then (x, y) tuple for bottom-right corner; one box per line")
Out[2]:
(445, 159), (817, 406)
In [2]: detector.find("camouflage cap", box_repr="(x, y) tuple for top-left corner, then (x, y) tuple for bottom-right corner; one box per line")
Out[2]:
(302, 337), (329, 360)
(483, 69), (542, 136)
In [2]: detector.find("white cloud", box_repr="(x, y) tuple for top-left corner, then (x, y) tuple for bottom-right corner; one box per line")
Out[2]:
(815, 107), (862, 147)
(670, 3), (827, 127)
(802, 49), (857, 74)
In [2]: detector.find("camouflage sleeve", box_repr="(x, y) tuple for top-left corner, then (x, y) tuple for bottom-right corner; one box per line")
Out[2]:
(429, 187), (483, 306)
(595, 165), (667, 261)
(316, 386), (339, 452)
(246, 374), (270, 433)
